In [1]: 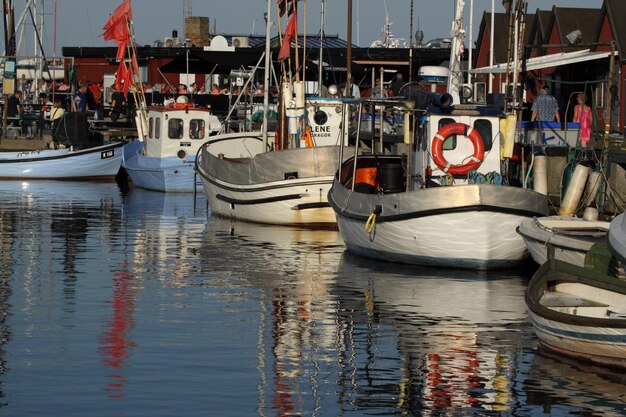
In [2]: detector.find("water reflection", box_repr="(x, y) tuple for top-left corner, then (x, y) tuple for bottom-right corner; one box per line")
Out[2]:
(98, 189), (207, 399)
(205, 219), (344, 417)
(1, 181), (625, 416)
(331, 254), (536, 415)
(122, 190), (207, 286)
(523, 348), (626, 416)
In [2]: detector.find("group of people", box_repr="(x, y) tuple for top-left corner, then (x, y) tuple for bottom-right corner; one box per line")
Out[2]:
(531, 84), (592, 147)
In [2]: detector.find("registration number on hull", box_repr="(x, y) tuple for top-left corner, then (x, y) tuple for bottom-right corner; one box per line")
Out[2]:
(101, 150), (115, 159)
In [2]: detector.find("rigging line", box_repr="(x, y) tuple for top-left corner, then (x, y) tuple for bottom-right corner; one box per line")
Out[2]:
(532, 77), (607, 85)
(83, 0), (95, 47)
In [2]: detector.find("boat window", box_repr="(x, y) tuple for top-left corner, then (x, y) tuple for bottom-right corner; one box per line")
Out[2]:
(168, 118), (184, 139)
(189, 119), (205, 139)
(155, 117), (161, 139)
(148, 117), (153, 138)
(473, 119), (493, 152)
(437, 118), (456, 150)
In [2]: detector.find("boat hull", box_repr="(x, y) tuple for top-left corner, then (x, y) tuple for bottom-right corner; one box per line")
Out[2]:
(124, 152), (199, 193)
(526, 259), (626, 369)
(196, 145), (343, 227)
(518, 216), (609, 267)
(0, 142), (124, 180)
(329, 182), (549, 269)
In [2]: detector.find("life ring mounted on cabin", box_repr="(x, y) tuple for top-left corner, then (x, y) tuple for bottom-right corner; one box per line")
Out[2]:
(168, 102), (195, 109)
(431, 122), (485, 175)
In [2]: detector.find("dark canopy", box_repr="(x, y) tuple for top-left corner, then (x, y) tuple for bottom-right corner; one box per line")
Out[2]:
(159, 49), (266, 74)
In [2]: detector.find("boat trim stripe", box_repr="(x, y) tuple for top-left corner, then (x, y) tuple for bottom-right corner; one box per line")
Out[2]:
(532, 318), (626, 344)
(328, 196), (544, 222)
(198, 173), (332, 193)
(216, 193), (302, 205)
(0, 142), (123, 164)
(291, 202), (331, 210)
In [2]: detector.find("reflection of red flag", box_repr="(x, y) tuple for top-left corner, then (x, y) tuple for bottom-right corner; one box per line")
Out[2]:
(278, 13), (297, 62)
(102, 0), (132, 60)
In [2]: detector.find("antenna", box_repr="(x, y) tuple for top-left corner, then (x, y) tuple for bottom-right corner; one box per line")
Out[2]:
(183, 0), (192, 17)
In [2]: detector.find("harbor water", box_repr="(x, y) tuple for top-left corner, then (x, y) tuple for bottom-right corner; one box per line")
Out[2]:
(0, 181), (624, 416)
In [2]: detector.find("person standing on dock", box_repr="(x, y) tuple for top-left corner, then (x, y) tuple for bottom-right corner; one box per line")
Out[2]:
(531, 85), (560, 124)
(7, 90), (22, 122)
(71, 83), (89, 112)
(110, 85), (125, 122)
(574, 93), (592, 147)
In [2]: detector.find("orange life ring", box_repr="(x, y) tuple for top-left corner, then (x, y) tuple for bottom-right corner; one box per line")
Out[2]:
(432, 122), (485, 175)
(168, 102), (195, 109)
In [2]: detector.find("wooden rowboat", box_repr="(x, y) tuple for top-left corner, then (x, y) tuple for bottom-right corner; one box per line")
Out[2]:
(525, 258), (626, 369)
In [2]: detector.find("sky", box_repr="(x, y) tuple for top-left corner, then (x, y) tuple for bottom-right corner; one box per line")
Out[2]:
(8, 0), (604, 56)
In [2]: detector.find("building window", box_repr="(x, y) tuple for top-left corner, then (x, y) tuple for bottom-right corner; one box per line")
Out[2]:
(594, 81), (605, 108)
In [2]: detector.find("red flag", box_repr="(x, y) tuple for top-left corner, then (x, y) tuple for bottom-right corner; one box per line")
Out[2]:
(278, 13), (297, 62)
(102, 0), (132, 60)
(114, 61), (126, 91)
(115, 61), (133, 98)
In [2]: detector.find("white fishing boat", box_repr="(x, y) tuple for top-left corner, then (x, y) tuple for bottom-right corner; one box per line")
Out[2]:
(0, 141), (125, 180)
(525, 258), (626, 369)
(195, 97), (351, 227)
(122, 98), (223, 192)
(518, 216), (610, 267)
(328, 93), (549, 269)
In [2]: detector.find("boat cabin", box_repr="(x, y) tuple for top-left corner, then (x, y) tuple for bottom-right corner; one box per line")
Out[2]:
(338, 103), (508, 194)
(420, 106), (504, 185)
(144, 105), (222, 160)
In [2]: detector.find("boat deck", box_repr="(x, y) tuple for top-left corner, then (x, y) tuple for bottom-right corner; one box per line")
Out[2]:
(541, 291), (626, 318)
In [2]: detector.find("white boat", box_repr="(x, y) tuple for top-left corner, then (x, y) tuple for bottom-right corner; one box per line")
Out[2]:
(525, 258), (626, 369)
(0, 141), (125, 180)
(518, 216), (610, 267)
(122, 101), (223, 192)
(195, 97), (351, 227)
(328, 95), (549, 269)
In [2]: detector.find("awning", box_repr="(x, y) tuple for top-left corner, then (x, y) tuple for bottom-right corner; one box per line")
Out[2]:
(159, 49), (265, 74)
(352, 59), (410, 66)
(470, 49), (611, 74)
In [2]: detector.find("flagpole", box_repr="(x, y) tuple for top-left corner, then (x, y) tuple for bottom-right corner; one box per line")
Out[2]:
(292, 0), (299, 82)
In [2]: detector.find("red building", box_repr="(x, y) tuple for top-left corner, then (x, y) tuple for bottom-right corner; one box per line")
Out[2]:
(472, 0), (626, 134)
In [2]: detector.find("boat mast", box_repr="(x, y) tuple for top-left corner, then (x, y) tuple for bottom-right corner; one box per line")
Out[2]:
(447, 0), (465, 105)
(346, 0), (352, 98)
(317, 0), (325, 96)
(409, 0), (414, 81)
(262, 0), (271, 142)
(2, 0), (16, 137)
